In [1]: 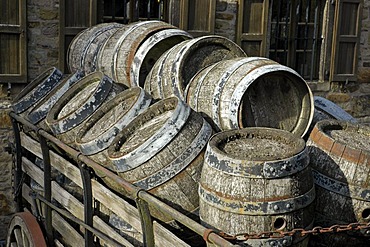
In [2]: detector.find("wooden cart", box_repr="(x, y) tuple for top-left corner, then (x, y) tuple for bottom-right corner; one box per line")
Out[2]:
(6, 111), (235, 247)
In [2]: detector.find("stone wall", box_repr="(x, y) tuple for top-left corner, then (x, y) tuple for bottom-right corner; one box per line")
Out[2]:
(0, 85), (15, 240)
(215, 0), (238, 41)
(27, 0), (60, 80)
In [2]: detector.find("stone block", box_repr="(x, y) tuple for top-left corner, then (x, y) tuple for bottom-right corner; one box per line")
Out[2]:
(358, 67), (370, 83)
(326, 92), (351, 103)
(40, 9), (58, 20)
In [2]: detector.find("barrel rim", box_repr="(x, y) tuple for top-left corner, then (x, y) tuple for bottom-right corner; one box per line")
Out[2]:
(310, 119), (370, 156)
(313, 96), (357, 123)
(130, 28), (193, 87)
(229, 63), (314, 137)
(108, 96), (191, 172)
(114, 21), (176, 85)
(171, 35), (247, 99)
(208, 127), (306, 162)
(12, 67), (63, 114)
(75, 87), (152, 155)
(27, 70), (85, 125)
(45, 71), (113, 134)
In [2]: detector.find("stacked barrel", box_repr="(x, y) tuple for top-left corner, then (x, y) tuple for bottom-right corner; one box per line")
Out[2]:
(11, 20), (369, 246)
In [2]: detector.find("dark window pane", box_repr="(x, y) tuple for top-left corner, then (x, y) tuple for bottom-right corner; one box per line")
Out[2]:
(340, 3), (359, 35)
(337, 42), (355, 74)
(0, 34), (20, 74)
(0, 0), (19, 25)
(242, 0), (264, 33)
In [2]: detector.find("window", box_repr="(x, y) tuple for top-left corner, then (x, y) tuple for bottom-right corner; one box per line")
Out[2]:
(237, 0), (269, 57)
(269, 0), (324, 81)
(178, 0), (216, 37)
(237, 0), (361, 83)
(0, 0), (27, 83)
(330, 0), (362, 82)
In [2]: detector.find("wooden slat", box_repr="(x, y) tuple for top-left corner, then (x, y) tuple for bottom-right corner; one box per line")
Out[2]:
(93, 216), (135, 247)
(20, 133), (190, 246)
(54, 239), (64, 247)
(52, 211), (84, 247)
(22, 157), (135, 247)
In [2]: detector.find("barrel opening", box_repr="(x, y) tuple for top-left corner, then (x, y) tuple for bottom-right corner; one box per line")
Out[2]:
(361, 208), (370, 220)
(273, 217), (287, 230)
(139, 36), (189, 87)
(212, 128), (305, 161)
(109, 97), (178, 157)
(58, 78), (101, 119)
(13, 69), (55, 103)
(238, 71), (312, 136)
(79, 90), (140, 143)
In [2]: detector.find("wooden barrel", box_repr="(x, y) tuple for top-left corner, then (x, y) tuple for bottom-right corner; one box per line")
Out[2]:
(304, 96), (357, 140)
(27, 70), (86, 132)
(307, 120), (370, 246)
(199, 127), (314, 246)
(185, 57), (314, 137)
(130, 28), (192, 87)
(45, 71), (125, 147)
(97, 21), (189, 87)
(107, 96), (213, 223)
(67, 22), (123, 73)
(144, 35), (246, 100)
(12, 67), (63, 115)
(307, 120), (370, 224)
(75, 87), (152, 170)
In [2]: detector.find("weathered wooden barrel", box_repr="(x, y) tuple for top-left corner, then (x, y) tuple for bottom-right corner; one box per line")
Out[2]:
(199, 127), (314, 247)
(45, 71), (125, 147)
(304, 96), (357, 140)
(307, 120), (370, 225)
(144, 35), (246, 100)
(75, 87), (152, 170)
(67, 22), (123, 73)
(97, 21), (190, 87)
(27, 70), (86, 132)
(107, 96), (213, 223)
(185, 57), (314, 137)
(130, 28), (192, 87)
(12, 67), (63, 116)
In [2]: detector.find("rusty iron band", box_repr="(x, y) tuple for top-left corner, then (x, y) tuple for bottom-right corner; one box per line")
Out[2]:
(133, 119), (212, 190)
(205, 147), (309, 179)
(199, 186), (315, 215)
(313, 169), (370, 201)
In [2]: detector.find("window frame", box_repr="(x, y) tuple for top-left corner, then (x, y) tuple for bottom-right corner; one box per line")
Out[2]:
(0, 0), (27, 83)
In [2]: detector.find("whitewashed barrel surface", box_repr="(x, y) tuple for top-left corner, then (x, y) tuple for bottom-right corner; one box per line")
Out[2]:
(185, 57), (314, 137)
(12, 67), (63, 115)
(107, 97), (213, 223)
(75, 87), (152, 170)
(199, 127), (314, 246)
(45, 71), (125, 146)
(144, 35), (247, 100)
(307, 120), (370, 225)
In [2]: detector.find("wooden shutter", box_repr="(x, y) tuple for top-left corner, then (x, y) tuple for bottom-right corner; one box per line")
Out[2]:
(0, 0), (27, 83)
(330, 0), (362, 82)
(237, 0), (269, 56)
(59, 0), (97, 73)
(178, 0), (216, 37)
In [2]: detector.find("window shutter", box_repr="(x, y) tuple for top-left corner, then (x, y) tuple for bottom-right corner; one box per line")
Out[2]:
(330, 0), (362, 82)
(237, 0), (269, 57)
(59, 0), (97, 73)
(178, 0), (216, 37)
(0, 0), (27, 83)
